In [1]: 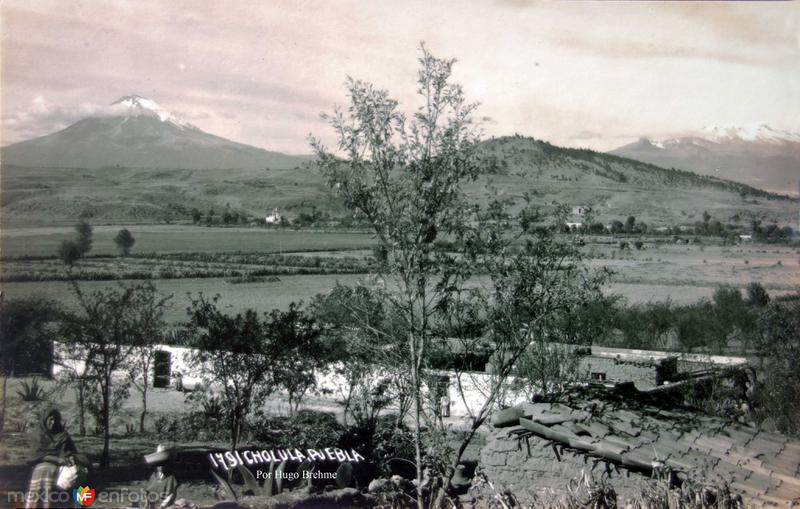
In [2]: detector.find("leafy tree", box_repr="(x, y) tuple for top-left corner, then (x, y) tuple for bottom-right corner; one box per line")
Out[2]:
(616, 301), (676, 350)
(206, 208), (215, 226)
(58, 282), (169, 467)
(753, 298), (800, 435)
(75, 220), (93, 256)
(675, 302), (713, 352)
(113, 228), (136, 256)
(269, 303), (327, 415)
(610, 220), (624, 234)
(57, 221), (94, 266)
(312, 44), (484, 504)
(184, 296), (282, 448)
(191, 207), (202, 224)
(589, 222), (605, 234)
(746, 282), (770, 308)
(711, 285), (755, 351)
(311, 283), (411, 429)
(0, 298), (58, 431)
(625, 215), (636, 233)
(57, 240), (82, 267)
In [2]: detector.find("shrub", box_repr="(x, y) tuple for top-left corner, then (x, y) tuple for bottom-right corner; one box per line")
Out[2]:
(202, 396), (226, 420)
(16, 377), (47, 401)
(339, 416), (415, 478)
(249, 409), (344, 450)
(753, 298), (800, 436)
(151, 412), (229, 442)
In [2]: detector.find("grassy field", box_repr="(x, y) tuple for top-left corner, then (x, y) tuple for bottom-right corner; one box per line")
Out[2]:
(588, 241), (800, 290)
(0, 225), (375, 258)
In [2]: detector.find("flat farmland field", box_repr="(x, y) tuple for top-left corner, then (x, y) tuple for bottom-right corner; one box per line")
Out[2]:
(3, 277), (796, 327)
(588, 241), (800, 290)
(0, 225), (375, 258)
(2, 230), (797, 325)
(0, 274), (367, 323)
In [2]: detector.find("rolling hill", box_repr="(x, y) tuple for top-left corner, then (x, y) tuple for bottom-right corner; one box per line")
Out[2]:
(1, 135), (796, 228)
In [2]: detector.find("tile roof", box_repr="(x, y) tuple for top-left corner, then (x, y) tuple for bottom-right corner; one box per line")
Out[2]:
(490, 385), (800, 507)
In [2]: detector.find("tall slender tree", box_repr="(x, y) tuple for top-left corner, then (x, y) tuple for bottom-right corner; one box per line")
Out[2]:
(313, 44), (486, 507)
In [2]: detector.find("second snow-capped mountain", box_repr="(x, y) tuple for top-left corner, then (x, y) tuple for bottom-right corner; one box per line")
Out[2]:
(610, 124), (800, 194)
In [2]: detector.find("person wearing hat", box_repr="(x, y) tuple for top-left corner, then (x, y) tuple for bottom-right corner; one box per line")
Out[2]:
(144, 445), (178, 509)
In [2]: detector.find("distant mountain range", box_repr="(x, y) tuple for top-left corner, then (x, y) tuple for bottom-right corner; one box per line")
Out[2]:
(0, 98), (796, 227)
(610, 125), (800, 195)
(0, 95), (312, 170)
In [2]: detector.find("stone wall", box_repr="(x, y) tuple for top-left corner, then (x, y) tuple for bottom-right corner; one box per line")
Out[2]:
(479, 428), (646, 502)
(579, 356), (658, 388)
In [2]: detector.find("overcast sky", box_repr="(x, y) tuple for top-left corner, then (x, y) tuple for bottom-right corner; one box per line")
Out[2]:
(2, 0), (798, 153)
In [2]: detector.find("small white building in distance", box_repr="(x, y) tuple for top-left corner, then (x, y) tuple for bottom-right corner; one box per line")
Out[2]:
(265, 208), (282, 224)
(572, 206), (590, 216)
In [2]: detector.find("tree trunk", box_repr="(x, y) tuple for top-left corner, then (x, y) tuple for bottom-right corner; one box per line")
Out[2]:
(140, 361), (149, 433)
(231, 411), (239, 450)
(410, 332), (424, 509)
(139, 388), (147, 433)
(77, 384), (87, 436)
(342, 381), (355, 426)
(101, 381), (111, 468)
(0, 374), (8, 433)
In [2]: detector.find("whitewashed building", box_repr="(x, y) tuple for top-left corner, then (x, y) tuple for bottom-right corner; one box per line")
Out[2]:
(265, 208), (282, 224)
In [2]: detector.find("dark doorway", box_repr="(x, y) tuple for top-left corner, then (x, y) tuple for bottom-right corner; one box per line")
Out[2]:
(153, 350), (172, 388)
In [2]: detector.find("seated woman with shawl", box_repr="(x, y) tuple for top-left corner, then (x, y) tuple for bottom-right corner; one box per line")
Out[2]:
(25, 408), (80, 509)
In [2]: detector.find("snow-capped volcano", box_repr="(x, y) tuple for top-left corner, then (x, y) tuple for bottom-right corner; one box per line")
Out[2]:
(108, 95), (192, 128)
(700, 124), (800, 144)
(1, 95), (311, 170)
(610, 124), (800, 195)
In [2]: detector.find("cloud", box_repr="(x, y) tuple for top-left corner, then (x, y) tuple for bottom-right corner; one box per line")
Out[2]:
(1, 96), (106, 144)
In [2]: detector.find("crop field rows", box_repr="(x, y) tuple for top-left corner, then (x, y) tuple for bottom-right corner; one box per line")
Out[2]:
(1, 252), (373, 282)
